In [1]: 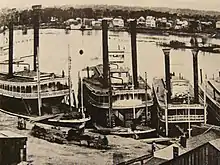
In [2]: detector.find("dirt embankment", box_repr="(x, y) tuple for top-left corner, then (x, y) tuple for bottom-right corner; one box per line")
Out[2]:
(0, 112), (159, 165)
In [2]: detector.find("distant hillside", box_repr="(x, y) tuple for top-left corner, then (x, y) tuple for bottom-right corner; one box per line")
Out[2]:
(69, 4), (220, 17)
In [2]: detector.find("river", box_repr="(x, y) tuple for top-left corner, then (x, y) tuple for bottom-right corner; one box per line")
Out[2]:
(1, 29), (220, 97)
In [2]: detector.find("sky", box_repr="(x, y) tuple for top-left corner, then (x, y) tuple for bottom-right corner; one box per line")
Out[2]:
(0, 0), (220, 11)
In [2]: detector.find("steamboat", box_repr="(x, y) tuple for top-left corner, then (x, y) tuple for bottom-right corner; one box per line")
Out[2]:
(199, 72), (220, 125)
(80, 20), (156, 138)
(0, 6), (90, 130)
(152, 48), (206, 137)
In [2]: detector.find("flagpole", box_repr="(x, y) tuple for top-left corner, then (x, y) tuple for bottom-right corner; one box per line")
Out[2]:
(188, 83), (191, 138)
(145, 72), (148, 125)
(204, 77), (207, 124)
(68, 44), (72, 112)
(37, 47), (42, 116)
(164, 89), (168, 137)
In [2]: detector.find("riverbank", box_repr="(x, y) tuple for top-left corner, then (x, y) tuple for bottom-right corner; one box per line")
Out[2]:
(8, 25), (220, 39)
(0, 111), (167, 165)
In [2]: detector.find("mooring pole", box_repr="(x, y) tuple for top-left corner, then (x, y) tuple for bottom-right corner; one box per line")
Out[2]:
(145, 72), (148, 125)
(108, 65), (113, 127)
(200, 69), (203, 84)
(204, 77), (207, 124)
(164, 89), (169, 137)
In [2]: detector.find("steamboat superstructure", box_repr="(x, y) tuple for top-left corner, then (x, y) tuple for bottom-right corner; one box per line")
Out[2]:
(153, 49), (206, 137)
(81, 20), (154, 129)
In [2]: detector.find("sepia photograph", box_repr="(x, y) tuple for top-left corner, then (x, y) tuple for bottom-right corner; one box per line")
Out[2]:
(0, 0), (220, 164)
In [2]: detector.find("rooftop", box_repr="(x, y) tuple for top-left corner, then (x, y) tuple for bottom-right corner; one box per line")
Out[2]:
(0, 130), (27, 139)
(0, 70), (63, 82)
(144, 157), (167, 165)
(209, 138), (220, 151)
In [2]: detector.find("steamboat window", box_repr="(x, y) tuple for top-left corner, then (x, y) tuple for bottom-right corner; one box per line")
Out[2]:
(190, 109), (196, 115)
(13, 86), (16, 92)
(196, 109), (203, 115)
(9, 86), (12, 91)
(17, 86), (20, 92)
(57, 82), (61, 90)
(49, 82), (56, 90)
(41, 84), (48, 91)
(142, 95), (145, 101)
(6, 85), (9, 91)
(126, 94), (129, 100)
(0, 84), (2, 89)
(26, 86), (31, 93)
(104, 96), (108, 103)
(21, 86), (25, 93)
(33, 85), (37, 92)
(120, 95), (124, 100)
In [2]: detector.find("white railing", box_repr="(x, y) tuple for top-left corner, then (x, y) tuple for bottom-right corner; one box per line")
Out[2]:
(168, 104), (204, 109)
(167, 115), (204, 122)
(0, 77), (68, 86)
(87, 94), (149, 109)
(0, 88), (69, 99)
(113, 89), (146, 95)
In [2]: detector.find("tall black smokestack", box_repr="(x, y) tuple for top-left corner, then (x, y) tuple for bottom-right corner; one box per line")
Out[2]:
(102, 20), (109, 88)
(130, 20), (138, 88)
(32, 5), (41, 72)
(163, 48), (171, 103)
(192, 49), (199, 103)
(8, 21), (13, 77)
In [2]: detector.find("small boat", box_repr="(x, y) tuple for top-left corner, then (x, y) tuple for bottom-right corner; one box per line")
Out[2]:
(93, 123), (157, 139)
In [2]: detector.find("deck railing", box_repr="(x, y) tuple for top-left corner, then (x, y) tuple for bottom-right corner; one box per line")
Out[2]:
(0, 88), (69, 99)
(167, 115), (204, 122)
(0, 77), (67, 86)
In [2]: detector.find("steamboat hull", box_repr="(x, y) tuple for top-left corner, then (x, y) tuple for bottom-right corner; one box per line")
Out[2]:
(152, 78), (205, 137)
(83, 89), (153, 128)
(199, 82), (220, 125)
(0, 95), (64, 115)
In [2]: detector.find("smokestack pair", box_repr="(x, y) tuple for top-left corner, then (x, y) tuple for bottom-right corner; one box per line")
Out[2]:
(101, 19), (139, 88)
(162, 48), (199, 104)
(8, 5), (41, 77)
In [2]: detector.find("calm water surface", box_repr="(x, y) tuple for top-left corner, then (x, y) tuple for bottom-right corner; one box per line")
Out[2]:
(1, 29), (220, 96)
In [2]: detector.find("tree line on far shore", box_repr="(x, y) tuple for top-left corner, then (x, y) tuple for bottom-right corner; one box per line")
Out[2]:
(0, 6), (220, 26)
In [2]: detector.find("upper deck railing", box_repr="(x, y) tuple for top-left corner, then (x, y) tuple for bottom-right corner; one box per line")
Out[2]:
(0, 88), (69, 99)
(0, 77), (68, 86)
